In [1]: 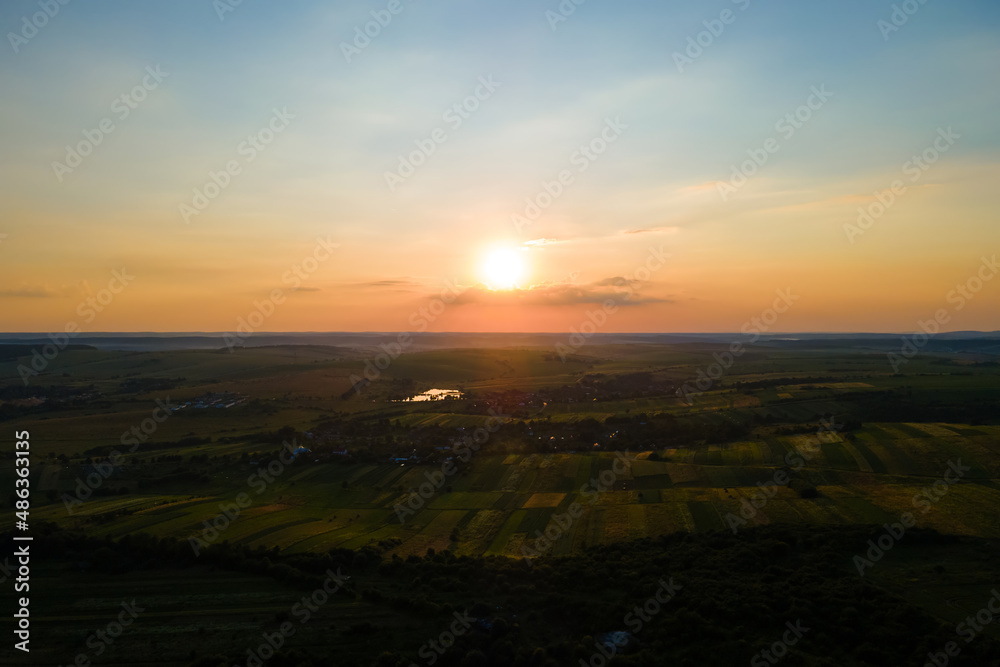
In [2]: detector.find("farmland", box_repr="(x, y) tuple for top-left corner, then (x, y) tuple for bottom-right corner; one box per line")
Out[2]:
(25, 422), (1000, 561)
(1, 336), (999, 665)
(4, 339), (1000, 559)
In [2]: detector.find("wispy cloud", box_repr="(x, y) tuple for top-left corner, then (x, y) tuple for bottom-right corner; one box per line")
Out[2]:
(622, 226), (680, 236)
(452, 281), (669, 307)
(524, 227), (679, 247)
(678, 182), (723, 194)
(355, 278), (422, 288)
(758, 184), (946, 215)
(0, 286), (58, 298)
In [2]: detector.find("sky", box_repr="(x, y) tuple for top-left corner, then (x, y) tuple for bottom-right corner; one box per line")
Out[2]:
(1, 0), (999, 334)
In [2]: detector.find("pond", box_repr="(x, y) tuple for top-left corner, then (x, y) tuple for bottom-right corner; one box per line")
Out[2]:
(401, 388), (462, 402)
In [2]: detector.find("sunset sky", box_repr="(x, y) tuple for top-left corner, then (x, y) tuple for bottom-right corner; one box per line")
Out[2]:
(2, 0), (998, 333)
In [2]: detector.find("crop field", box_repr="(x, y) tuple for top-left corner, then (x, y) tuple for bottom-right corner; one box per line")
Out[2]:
(4, 338), (1000, 665)
(7, 341), (998, 460)
(22, 422), (1000, 561)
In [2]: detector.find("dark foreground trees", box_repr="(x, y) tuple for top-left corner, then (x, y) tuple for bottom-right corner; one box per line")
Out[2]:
(12, 522), (1000, 667)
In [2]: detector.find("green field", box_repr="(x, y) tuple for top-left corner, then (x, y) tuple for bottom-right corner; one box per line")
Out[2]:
(2, 340), (1000, 665)
(20, 421), (1000, 561)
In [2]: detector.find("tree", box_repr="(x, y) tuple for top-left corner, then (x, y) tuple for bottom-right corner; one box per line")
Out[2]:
(460, 650), (489, 667)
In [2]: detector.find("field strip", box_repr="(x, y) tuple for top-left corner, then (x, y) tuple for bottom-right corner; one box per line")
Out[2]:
(485, 510), (526, 555)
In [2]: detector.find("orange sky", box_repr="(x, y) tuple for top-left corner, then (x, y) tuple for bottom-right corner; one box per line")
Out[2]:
(2, 2), (998, 333)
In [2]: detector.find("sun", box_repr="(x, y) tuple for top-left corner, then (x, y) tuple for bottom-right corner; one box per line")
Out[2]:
(481, 247), (526, 290)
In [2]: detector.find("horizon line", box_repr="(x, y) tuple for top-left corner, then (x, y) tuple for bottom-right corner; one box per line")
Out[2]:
(1, 331), (998, 337)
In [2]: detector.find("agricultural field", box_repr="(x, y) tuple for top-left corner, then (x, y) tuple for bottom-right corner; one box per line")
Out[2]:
(21, 422), (1000, 560)
(2, 338), (1000, 665)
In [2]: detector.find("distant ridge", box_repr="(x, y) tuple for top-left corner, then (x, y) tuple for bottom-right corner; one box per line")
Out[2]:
(0, 332), (998, 353)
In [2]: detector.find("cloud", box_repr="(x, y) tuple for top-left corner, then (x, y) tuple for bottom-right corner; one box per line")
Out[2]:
(451, 280), (670, 307)
(522, 227), (678, 247)
(355, 278), (422, 288)
(290, 287), (321, 292)
(593, 277), (626, 287)
(678, 181), (723, 194)
(0, 286), (58, 298)
(621, 226), (679, 236)
(759, 184), (946, 215)
(362, 280), (413, 287)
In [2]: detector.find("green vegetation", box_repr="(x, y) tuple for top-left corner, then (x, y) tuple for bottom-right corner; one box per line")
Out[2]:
(4, 522), (1000, 667)
(1, 338), (999, 665)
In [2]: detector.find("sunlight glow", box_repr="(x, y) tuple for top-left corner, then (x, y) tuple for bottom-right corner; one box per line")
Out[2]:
(481, 247), (526, 290)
